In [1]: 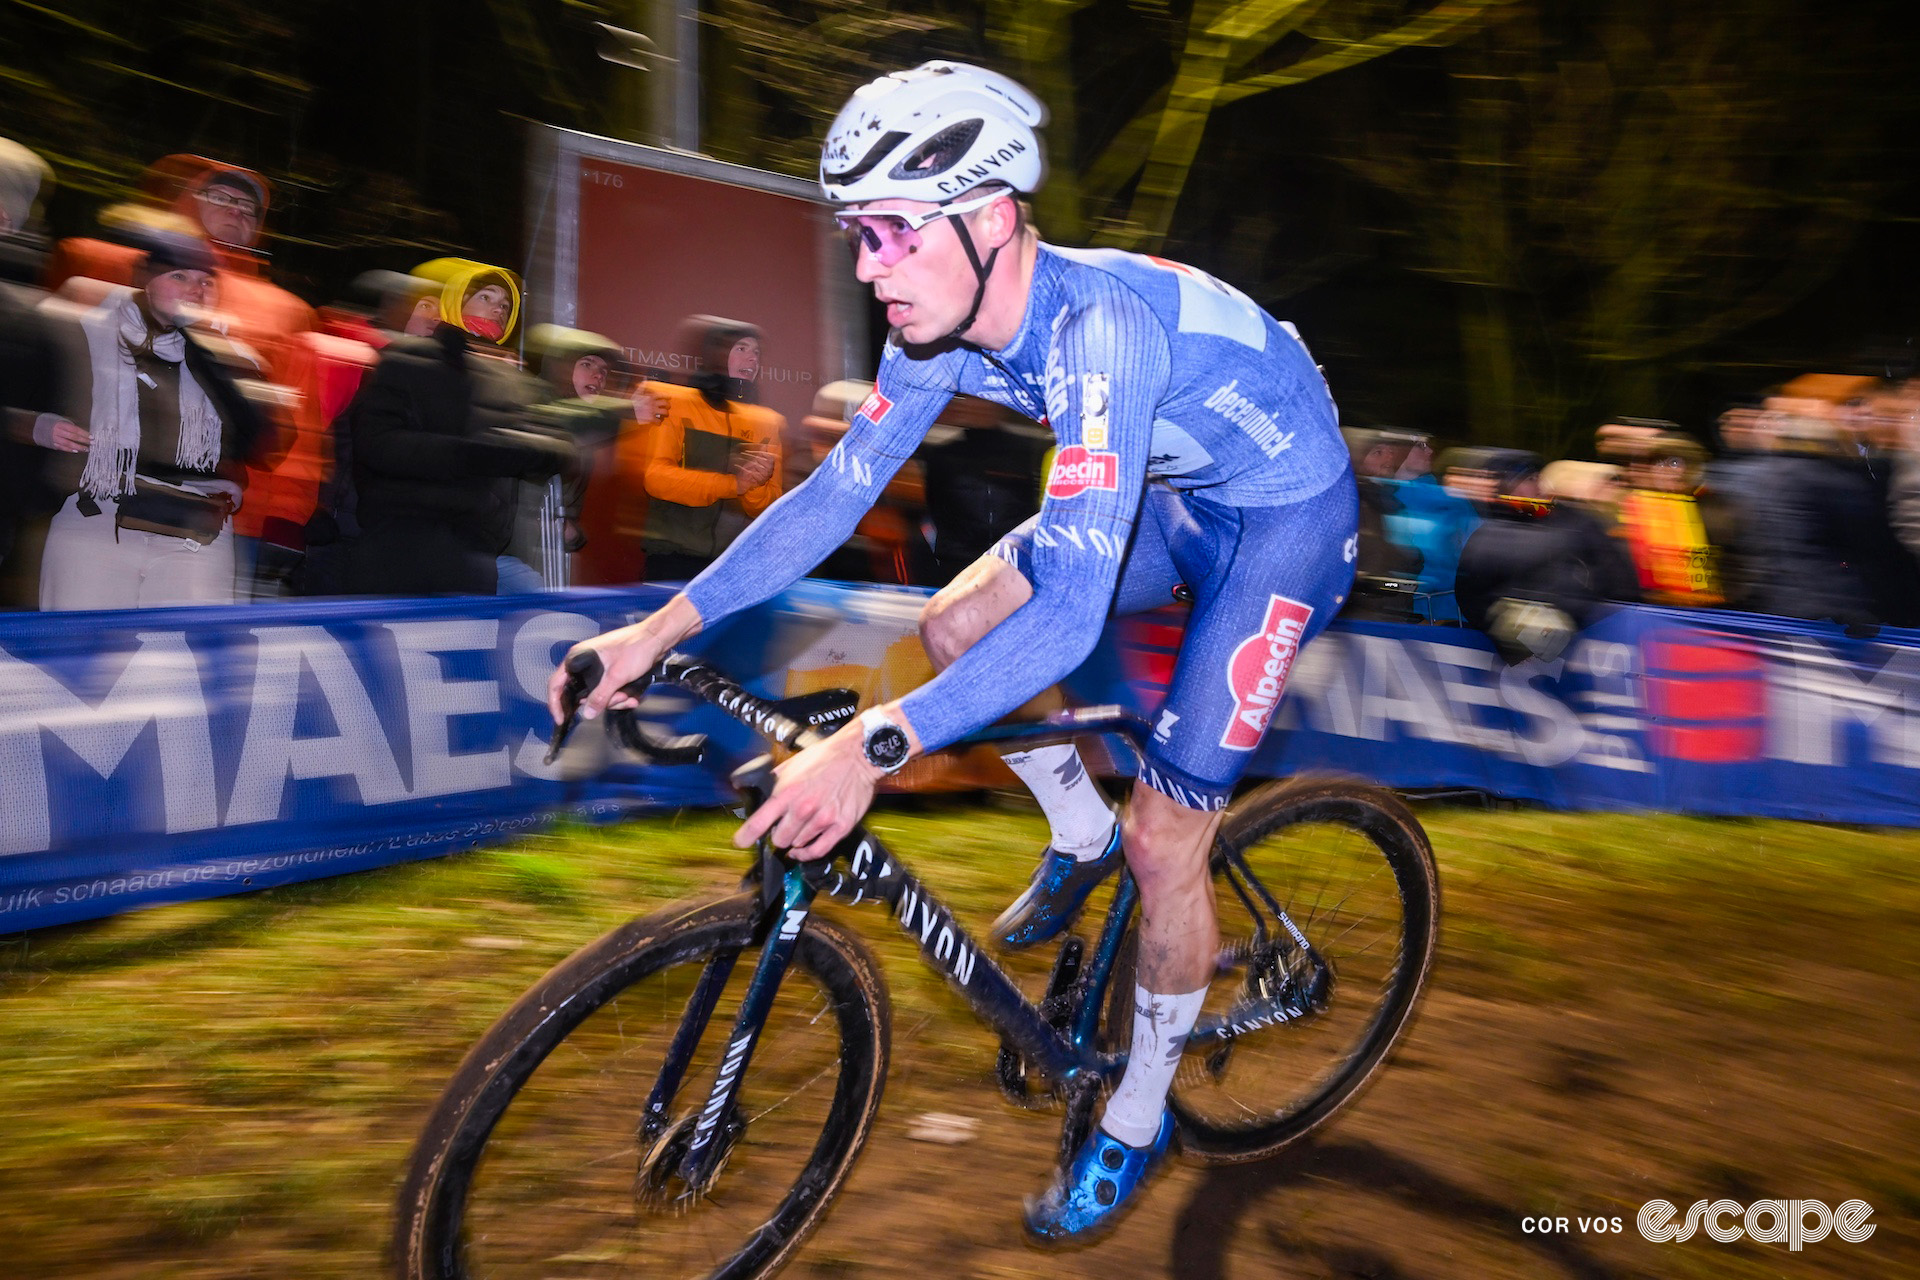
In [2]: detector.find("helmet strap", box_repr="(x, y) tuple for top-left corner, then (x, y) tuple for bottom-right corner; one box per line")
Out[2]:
(941, 211), (1001, 345)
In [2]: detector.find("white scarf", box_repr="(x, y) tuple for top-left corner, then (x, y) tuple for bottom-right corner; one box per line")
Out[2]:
(76, 288), (222, 500)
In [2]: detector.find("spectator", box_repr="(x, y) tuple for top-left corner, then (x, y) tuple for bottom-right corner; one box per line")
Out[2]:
(1456, 451), (1639, 664)
(344, 258), (572, 596)
(33, 230), (273, 610)
(1706, 401), (1772, 511)
(0, 137), (62, 607)
(639, 316), (783, 582)
(1701, 402), (1774, 610)
(1743, 402), (1918, 627)
(1380, 431), (1480, 623)
(1616, 431), (1725, 606)
(1540, 460), (1625, 519)
(1343, 427), (1425, 620)
(47, 156), (321, 598)
(517, 324), (630, 588)
(292, 271), (434, 595)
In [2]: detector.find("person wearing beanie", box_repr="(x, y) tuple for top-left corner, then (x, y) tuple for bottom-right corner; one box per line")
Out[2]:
(637, 315), (784, 581)
(32, 227), (273, 609)
(513, 324), (629, 588)
(343, 258), (572, 596)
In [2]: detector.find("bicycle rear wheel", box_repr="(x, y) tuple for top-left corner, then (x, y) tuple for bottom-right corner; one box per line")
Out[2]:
(395, 893), (889, 1280)
(1170, 775), (1438, 1162)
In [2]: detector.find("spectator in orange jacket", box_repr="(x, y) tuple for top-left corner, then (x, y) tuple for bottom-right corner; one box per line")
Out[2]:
(46, 154), (320, 597)
(637, 316), (783, 581)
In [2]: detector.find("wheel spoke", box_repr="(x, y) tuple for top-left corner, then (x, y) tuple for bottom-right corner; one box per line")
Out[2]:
(1168, 784), (1437, 1161)
(398, 901), (887, 1280)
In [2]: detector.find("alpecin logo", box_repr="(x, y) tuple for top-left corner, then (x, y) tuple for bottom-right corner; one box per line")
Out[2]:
(857, 388), (893, 425)
(1047, 445), (1120, 500)
(1221, 594), (1315, 750)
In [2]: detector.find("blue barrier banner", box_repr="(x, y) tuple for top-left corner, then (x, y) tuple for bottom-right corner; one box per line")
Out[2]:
(4, 587), (1918, 932)
(1094, 603), (1920, 825)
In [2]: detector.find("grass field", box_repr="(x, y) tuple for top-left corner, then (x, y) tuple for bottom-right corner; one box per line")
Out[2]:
(0, 799), (1915, 1279)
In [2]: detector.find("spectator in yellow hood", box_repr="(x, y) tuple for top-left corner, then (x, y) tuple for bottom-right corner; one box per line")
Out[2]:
(343, 257), (568, 596)
(412, 257), (521, 346)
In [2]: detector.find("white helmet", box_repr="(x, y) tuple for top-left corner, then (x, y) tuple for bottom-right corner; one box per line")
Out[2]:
(820, 61), (1048, 205)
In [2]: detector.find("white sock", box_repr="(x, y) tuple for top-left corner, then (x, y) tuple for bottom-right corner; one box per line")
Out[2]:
(1100, 984), (1207, 1147)
(1000, 744), (1115, 860)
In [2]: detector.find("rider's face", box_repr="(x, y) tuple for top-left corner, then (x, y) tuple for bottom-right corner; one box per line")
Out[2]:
(849, 198), (1000, 346)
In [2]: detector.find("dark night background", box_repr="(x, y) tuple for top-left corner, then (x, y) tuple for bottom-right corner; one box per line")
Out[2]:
(4, 0), (1917, 453)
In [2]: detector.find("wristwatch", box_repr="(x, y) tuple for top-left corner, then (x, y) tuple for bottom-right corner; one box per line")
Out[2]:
(859, 708), (912, 775)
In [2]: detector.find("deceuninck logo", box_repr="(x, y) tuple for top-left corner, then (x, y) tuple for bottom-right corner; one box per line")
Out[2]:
(1636, 1199), (1875, 1251)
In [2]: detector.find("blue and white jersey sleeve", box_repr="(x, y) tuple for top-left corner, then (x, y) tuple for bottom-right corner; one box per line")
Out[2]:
(680, 344), (960, 625)
(899, 285), (1173, 753)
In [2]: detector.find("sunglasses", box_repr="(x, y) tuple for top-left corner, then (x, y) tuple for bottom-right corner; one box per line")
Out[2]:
(833, 188), (1006, 266)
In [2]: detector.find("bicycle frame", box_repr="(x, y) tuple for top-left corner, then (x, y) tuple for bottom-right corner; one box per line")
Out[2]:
(638, 659), (1147, 1190)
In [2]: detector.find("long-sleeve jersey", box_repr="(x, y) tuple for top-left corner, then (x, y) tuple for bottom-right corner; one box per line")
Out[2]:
(683, 242), (1349, 753)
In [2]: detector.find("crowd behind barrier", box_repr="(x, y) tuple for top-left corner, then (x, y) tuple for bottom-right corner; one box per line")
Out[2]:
(7, 136), (1920, 669)
(3, 579), (1918, 934)
(0, 141), (1055, 619)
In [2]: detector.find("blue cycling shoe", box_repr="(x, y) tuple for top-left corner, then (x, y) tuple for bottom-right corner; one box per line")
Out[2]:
(1024, 1110), (1176, 1243)
(990, 822), (1123, 950)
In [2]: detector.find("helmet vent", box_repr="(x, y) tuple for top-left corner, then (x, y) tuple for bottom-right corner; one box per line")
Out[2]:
(825, 130), (911, 187)
(889, 119), (984, 181)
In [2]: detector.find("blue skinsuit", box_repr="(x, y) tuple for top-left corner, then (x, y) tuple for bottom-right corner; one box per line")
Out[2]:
(685, 243), (1358, 809)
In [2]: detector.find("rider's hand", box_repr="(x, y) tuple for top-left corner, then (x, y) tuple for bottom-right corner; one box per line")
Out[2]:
(547, 594), (704, 725)
(733, 723), (887, 862)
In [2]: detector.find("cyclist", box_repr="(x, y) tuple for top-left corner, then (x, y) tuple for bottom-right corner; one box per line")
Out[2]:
(550, 61), (1358, 1242)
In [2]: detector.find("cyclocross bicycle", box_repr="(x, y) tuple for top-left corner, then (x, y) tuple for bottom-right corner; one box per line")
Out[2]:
(394, 651), (1440, 1279)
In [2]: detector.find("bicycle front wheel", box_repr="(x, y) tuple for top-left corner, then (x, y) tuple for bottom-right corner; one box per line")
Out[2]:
(396, 893), (889, 1280)
(1172, 775), (1439, 1162)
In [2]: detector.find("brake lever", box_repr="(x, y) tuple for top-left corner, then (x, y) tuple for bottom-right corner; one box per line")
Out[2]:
(544, 649), (657, 765)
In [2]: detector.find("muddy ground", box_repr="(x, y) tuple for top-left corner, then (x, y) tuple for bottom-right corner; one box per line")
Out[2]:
(0, 804), (1913, 1279)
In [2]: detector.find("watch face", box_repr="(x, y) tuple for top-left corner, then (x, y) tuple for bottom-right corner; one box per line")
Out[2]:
(865, 724), (910, 770)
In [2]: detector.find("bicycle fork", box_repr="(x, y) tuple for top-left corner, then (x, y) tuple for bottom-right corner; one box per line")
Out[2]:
(649, 860), (820, 1197)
